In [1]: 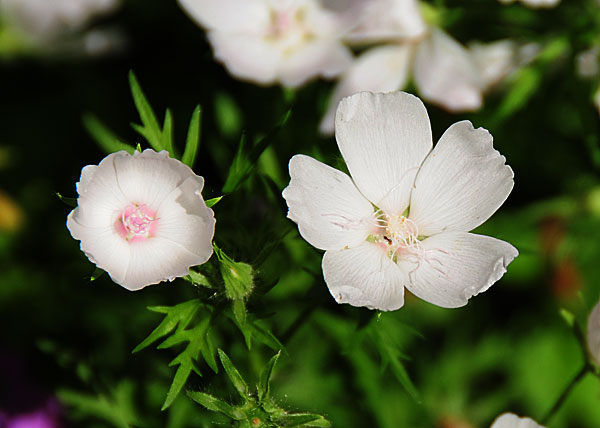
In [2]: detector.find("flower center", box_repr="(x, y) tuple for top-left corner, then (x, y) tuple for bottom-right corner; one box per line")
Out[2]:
(116, 204), (157, 242)
(372, 212), (422, 262)
(266, 6), (315, 53)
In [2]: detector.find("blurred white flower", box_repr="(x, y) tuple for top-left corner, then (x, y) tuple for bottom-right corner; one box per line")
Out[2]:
(67, 150), (216, 291)
(0, 0), (119, 41)
(345, 0), (426, 44)
(498, 0), (560, 8)
(178, 0), (358, 87)
(284, 92), (517, 311)
(320, 30), (528, 134)
(576, 47), (599, 79)
(587, 299), (600, 366)
(490, 413), (545, 428)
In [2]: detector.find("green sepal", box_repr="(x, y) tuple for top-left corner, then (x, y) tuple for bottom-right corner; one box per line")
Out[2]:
(271, 413), (331, 427)
(214, 244), (254, 300)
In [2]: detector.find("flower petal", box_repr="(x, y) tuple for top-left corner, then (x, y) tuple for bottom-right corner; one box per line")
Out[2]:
(177, 0), (268, 32)
(489, 413), (546, 428)
(323, 241), (405, 311)
(282, 154), (375, 251)
(398, 232), (518, 308)
(113, 149), (200, 212)
(335, 91), (432, 215)
(409, 121), (514, 235)
(587, 299), (600, 367)
(154, 175), (216, 263)
(413, 29), (483, 112)
(320, 44), (413, 135)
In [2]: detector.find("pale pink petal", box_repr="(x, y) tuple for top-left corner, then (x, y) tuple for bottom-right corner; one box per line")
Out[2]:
(208, 31), (280, 85)
(279, 39), (352, 87)
(113, 149), (199, 212)
(409, 121), (514, 235)
(346, 0), (426, 44)
(335, 91), (432, 215)
(282, 154), (375, 251)
(177, 0), (268, 32)
(154, 176), (215, 263)
(398, 232), (518, 308)
(322, 241), (406, 311)
(320, 44), (413, 135)
(587, 300), (600, 366)
(490, 413), (546, 428)
(414, 29), (483, 112)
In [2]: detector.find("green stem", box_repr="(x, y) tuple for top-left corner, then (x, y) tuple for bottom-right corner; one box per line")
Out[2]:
(541, 364), (589, 424)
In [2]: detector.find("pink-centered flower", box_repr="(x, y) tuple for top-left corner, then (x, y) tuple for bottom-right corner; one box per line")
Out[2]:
(489, 413), (546, 428)
(67, 149), (216, 291)
(283, 92), (518, 311)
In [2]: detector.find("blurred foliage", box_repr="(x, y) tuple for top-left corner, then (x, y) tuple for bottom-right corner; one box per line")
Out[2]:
(2, 0), (600, 427)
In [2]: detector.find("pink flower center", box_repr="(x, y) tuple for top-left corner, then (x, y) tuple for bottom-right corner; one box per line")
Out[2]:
(115, 204), (157, 242)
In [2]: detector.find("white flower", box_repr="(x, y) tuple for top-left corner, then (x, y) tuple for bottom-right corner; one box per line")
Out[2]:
(320, 30), (530, 134)
(177, 0), (356, 87)
(67, 150), (216, 291)
(489, 413), (546, 428)
(0, 0), (119, 41)
(284, 92), (518, 311)
(587, 299), (600, 366)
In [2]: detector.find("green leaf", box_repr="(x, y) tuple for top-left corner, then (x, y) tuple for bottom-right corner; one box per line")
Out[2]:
(218, 349), (250, 400)
(187, 391), (244, 420)
(182, 105), (202, 168)
(56, 192), (77, 207)
(82, 113), (134, 155)
(162, 364), (193, 411)
(233, 298), (247, 326)
(214, 92), (242, 138)
(132, 299), (200, 353)
(90, 267), (104, 282)
(249, 320), (285, 353)
(187, 270), (212, 288)
(271, 413), (331, 427)
(214, 245), (254, 300)
(257, 351), (280, 402)
(205, 196), (223, 208)
(559, 308), (576, 328)
(162, 108), (175, 155)
(128, 70), (165, 152)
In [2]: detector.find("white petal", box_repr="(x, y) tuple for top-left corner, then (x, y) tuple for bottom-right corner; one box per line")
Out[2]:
(282, 155), (375, 251)
(322, 241), (406, 311)
(67, 210), (130, 285)
(414, 29), (483, 112)
(208, 31), (280, 85)
(114, 149), (200, 212)
(398, 232), (518, 308)
(320, 44), (413, 135)
(345, 0), (426, 44)
(335, 91), (432, 215)
(154, 175), (216, 263)
(409, 121), (514, 235)
(177, 0), (268, 32)
(469, 40), (517, 89)
(489, 413), (546, 428)
(279, 39), (352, 88)
(587, 300), (600, 367)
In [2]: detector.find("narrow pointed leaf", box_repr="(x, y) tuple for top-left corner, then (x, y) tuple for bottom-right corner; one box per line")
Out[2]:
(90, 267), (105, 281)
(258, 351), (280, 402)
(162, 108), (175, 155)
(187, 270), (212, 288)
(182, 105), (202, 168)
(205, 196), (223, 208)
(250, 321), (285, 353)
(128, 71), (164, 151)
(82, 113), (134, 154)
(217, 349), (249, 400)
(200, 330), (219, 373)
(56, 192), (77, 207)
(272, 413), (331, 427)
(162, 363), (193, 411)
(187, 391), (244, 420)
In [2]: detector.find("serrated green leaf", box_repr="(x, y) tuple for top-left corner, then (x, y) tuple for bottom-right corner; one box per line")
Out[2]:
(200, 329), (219, 373)
(218, 349), (250, 400)
(182, 105), (202, 168)
(271, 413), (331, 427)
(56, 192), (77, 207)
(258, 351), (280, 402)
(132, 300), (200, 353)
(205, 196), (223, 208)
(128, 70), (164, 151)
(187, 391), (244, 420)
(82, 113), (134, 155)
(162, 363), (193, 411)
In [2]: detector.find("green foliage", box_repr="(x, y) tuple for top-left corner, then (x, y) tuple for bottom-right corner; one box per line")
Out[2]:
(182, 105), (202, 168)
(188, 350), (331, 428)
(55, 192), (77, 207)
(82, 113), (135, 154)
